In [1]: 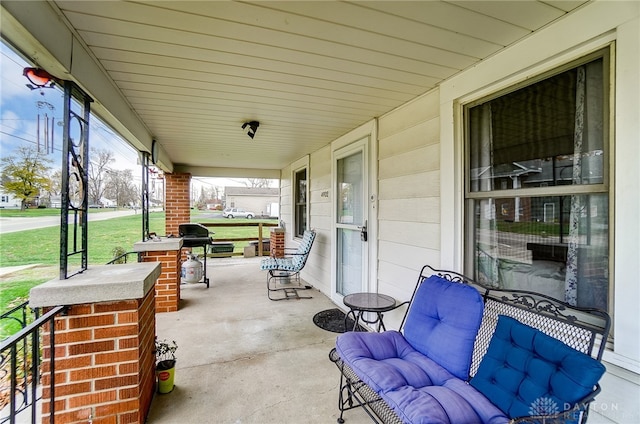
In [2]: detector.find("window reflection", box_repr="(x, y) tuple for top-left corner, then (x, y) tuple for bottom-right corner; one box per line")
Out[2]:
(466, 52), (610, 311)
(474, 194), (608, 310)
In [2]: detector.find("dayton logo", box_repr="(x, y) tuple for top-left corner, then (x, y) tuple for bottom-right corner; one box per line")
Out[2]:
(529, 397), (560, 416)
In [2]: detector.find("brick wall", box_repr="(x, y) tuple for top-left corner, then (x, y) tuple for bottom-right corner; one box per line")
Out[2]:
(270, 229), (285, 258)
(164, 172), (191, 237)
(41, 289), (156, 423)
(140, 250), (181, 313)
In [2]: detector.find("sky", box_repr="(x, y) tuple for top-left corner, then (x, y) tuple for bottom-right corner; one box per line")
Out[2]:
(0, 40), (276, 195)
(0, 41), (139, 173)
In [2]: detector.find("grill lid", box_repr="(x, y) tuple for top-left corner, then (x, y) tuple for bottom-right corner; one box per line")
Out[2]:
(179, 223), (210, 238)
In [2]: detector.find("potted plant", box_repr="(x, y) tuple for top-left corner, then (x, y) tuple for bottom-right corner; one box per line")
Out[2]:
(155, 338), (178, 394)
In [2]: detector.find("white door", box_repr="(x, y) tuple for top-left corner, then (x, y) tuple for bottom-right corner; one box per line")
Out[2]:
(333, 139), (369, 299)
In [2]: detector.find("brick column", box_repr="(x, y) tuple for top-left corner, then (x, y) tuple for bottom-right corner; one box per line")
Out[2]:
(139, 250), (181, 313)
(30, 263), (160, 424)
(164, 172), (191, 237)
(134, 238), (183, 313)
(270, 227), (285, 258)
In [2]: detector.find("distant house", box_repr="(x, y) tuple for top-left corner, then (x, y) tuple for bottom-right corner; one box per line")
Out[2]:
(100, 197), (116, 207)
(0, 189), (20, 209)
(50, 195), (62, 208)
(224, 187), (279, 218)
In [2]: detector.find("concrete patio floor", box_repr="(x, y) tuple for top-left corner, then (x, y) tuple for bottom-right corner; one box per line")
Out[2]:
(147, 257), (370, 424)
(147, 257), (640, 424)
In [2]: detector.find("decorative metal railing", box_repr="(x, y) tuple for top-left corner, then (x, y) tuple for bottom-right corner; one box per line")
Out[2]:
(0, 303), (65, 424)
(141, 151), (151, 242)
(106, 251), (142, 265)
(59, 80), (93, 280)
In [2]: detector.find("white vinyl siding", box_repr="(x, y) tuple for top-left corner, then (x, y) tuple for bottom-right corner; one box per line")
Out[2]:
(376, 91), (441, 328)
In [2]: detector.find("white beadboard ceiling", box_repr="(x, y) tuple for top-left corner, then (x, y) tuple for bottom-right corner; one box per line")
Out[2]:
(50, 0), (587, 175)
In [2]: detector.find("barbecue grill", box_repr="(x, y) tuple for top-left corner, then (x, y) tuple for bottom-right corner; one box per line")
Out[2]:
(178, 223), (214, 287)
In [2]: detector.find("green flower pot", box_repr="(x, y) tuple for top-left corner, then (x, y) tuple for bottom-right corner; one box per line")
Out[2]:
(156, 360), (176, 394)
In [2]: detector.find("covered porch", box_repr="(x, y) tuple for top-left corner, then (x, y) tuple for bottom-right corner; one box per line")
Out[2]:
(147, 257), (636, 424)
(1, 1), (639, 423)
(147, 256), (370, 423)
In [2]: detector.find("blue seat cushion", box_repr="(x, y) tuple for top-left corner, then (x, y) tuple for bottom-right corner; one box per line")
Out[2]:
(336, 331), (455, 393)
(336, 330), (512, 424)
(382, 380), (510, 424)
(402, 275), (485, 380)
(470, 315), (606, 420)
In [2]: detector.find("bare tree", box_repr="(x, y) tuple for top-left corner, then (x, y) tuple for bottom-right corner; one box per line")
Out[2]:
(48, 169), (63, 197)
(105, 169), (138, 207)
(244, 178), (271, 188)
(211, 185), (222, 202)
(88, 148), (115, 205)
(42, 168), (63, 206)
(195, 186), (207, 209)
(0, 146), (52, 210)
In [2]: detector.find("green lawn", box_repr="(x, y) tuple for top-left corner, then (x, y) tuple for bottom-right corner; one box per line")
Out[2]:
(0, 207), (122, 218)
(0, 207), (62, 217)
(0, 211), (277, 320)
(495, 220), (568, 236)
(0, 265), (57, 335)
(0, 212), (166, 266)
(191, 212), (277, 253)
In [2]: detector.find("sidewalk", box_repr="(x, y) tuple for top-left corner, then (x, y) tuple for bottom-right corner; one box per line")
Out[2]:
(0, 209), (143, 234)
(0, 264), (39, 277)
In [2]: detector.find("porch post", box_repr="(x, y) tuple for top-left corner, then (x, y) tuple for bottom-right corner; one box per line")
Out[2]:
(270, 227), (285, 258)
(134, 238), (183, 313)
(164, 172), (192, 237)
(30, 262), (161, 424)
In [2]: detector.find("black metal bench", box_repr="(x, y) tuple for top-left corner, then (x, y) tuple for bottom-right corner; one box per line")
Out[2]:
(330, 265), (610, 424)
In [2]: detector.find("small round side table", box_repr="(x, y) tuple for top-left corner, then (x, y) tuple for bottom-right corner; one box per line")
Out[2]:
(343, 292), (396, 332)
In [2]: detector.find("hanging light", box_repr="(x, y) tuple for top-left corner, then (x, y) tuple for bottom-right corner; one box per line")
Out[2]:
(23, 67), (59, 90)
(241, 121), (260, 139)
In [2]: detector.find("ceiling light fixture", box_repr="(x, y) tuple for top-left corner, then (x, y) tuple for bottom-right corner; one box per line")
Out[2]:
(241, 121), (260, 139)
(23, 67), (60, 91)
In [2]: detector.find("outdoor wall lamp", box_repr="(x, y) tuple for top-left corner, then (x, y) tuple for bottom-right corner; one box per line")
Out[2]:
(23, 67), (60, 91)
(241, 121), (260, 139)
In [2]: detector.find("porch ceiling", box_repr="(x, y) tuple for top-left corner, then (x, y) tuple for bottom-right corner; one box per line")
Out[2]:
(6, 1), (587, 175)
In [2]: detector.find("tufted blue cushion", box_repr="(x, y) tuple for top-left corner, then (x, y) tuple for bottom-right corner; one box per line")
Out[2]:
(336, 331), (455, 393)
(336, 275), (485, 392)
(337, 330), (512, 424)
(382, 380), (510, 424)
(470, 315), (606, 420)
(403, 275), (485, 380)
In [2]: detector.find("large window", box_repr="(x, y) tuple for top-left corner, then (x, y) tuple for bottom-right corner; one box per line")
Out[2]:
(465, 50), (610, 311)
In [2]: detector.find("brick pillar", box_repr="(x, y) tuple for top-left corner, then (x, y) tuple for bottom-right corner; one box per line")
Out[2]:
(139, 249), (181, 313)
(41, 289), (156, 424)
(270, 227), (285, 258)
(164, 172), (191, 237)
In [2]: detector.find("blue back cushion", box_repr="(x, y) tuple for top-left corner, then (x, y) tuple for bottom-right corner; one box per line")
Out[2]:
(403, 275), (484, 381)
(470, 315), (606, 420)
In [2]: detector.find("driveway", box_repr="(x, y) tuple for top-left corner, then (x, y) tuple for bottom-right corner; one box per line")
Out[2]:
(0, 209), (140, 234)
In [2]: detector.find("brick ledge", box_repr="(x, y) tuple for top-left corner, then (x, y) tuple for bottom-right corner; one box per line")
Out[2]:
(29, 262), (161, 308)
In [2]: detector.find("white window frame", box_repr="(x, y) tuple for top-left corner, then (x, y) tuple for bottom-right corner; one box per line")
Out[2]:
(462, 47), (613, 313)
(291, 155), (310, 239)
(439, 6), (639, 374)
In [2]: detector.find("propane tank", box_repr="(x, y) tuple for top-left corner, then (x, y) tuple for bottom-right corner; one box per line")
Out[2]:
(181, 253), (203, 284)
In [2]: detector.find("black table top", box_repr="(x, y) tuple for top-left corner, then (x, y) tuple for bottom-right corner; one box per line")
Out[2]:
(343, 292), (396, 312)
